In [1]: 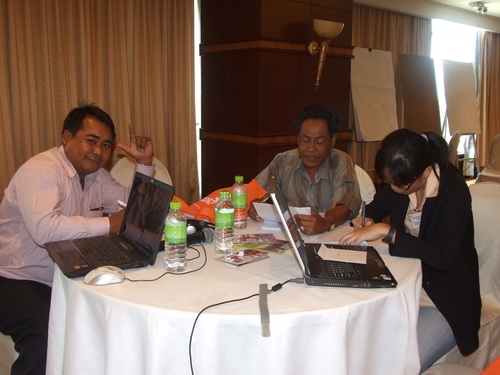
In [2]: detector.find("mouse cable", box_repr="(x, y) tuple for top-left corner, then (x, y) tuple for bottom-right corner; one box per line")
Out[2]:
(188, 278), (295, 375)
(125, 243), (207, 282)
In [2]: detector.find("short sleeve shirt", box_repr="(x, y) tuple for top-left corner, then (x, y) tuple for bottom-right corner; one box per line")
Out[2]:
(255, 148), (361, 217)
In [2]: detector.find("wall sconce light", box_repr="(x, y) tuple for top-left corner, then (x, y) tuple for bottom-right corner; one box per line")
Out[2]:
(307, 19), (345, 90)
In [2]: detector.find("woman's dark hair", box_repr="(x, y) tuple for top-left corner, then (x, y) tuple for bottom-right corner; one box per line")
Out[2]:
(293, 104), (339, 137)
(375, 128), (453, 187)
(61, 103), (116, 139)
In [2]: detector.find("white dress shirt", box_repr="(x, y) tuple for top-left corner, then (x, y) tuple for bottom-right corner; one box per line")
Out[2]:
(0, 146), (154, 286)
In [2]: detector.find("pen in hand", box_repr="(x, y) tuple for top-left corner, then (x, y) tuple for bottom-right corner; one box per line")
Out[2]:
(361, 201), (366, 227)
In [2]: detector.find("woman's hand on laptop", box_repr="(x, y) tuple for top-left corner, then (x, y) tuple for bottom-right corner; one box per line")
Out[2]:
(340, 222), (390, 246)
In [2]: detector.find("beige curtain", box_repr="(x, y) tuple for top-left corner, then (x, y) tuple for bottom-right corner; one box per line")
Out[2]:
(0, 0), (199, 204)
(351, 5), (432, 175)
(477, 31), (500, 168)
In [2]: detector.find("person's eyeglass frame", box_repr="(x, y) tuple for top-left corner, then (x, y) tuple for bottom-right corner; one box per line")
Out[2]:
(383, 174), (420, 191)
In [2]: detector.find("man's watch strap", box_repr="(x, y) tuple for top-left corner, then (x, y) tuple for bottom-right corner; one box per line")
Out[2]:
(382, 226), (396, 244)
(325, 216), (335, 231)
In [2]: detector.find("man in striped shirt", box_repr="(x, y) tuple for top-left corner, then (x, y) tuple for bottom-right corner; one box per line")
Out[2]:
(251, 104), (361, 235)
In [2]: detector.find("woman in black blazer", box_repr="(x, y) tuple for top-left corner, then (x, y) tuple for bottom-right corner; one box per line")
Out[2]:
(340, 129), (481, 373)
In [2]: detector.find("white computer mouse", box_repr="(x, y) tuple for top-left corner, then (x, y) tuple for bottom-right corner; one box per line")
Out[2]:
(83, 265), (126, 286)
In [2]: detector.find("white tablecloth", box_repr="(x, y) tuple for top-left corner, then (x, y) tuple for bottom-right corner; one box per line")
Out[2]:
(47, 222), (422, 375)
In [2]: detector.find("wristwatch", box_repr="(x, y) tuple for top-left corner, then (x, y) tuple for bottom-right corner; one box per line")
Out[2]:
(382, 226), (396, 244)
(325, 216), (336, 231)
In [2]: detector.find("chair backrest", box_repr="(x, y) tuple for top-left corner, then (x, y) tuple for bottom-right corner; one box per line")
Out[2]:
(354, 164), (376, 215)
(110, 155), (172, 186)
(469, 182), (500, 304)
(476, 134), (500, 184)
(448, 130), (461, 169)
(486, 134), (500, 171)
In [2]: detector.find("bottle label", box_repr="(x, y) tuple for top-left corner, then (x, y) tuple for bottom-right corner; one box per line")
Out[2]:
(215, 208), (234, 228)
(232, 193), (247, 209)
(165, 224), (187, 243)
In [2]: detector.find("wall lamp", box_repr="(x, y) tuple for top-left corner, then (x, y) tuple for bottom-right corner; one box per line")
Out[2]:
(469, 1), (488, 15)
(307, 19), (345, 90)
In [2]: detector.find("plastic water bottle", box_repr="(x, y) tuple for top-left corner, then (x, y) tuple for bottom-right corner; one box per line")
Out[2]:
(214, 190), (234, 254)
(232, 175), (247, 229)
(164, 200), (187, 272)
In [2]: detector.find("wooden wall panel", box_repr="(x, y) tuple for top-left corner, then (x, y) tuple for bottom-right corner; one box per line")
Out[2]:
(201, 131), (352, 190)
(200, 0), (354, 195)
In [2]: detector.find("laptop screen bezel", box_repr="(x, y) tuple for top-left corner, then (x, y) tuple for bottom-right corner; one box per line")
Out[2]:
(120, 172), (174, 263)
(268, 175), (311, 276)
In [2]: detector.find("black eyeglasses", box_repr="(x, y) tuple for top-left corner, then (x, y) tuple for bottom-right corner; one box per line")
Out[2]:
(383, 174), (420, 191)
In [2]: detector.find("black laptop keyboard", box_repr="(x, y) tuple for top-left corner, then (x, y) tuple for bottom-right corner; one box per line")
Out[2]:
(319, 259), (364, 278)
(316, 244), (365, 278)
(75, 235), (134, 266)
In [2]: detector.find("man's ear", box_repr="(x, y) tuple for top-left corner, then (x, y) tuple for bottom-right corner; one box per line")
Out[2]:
(61, 129), (72, 145)
(330, 134), (337, 148)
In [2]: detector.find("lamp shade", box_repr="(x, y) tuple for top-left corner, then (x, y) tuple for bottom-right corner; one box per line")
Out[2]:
(312, 19), (344, 39)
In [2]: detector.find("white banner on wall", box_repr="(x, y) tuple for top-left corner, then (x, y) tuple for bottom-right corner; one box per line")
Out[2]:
(351, 47), (399, 141)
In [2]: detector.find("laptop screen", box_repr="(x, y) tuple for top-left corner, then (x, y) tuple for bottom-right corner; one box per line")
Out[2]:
(120, 172), (174, 255)
(273, 182), (302, 245)
(269, 175), (398, 288)
(269, 176), (309, 274)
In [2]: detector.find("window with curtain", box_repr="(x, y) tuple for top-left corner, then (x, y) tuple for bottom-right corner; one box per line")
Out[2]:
(351, 4), (500, 173)
(350, 4), (432, 176)
(431, 19), (479, 176)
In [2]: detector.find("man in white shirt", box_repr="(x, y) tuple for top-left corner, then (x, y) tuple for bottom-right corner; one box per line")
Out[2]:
(0, 103), (156, 374)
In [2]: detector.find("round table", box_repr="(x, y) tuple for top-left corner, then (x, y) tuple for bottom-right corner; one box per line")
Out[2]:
(47, 222), (422, 375)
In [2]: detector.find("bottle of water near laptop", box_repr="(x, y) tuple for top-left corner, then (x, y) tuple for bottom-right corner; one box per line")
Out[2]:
(214, 190), (234, 254)
(232, 175), (247, 229)
(164, 200), (187, 272)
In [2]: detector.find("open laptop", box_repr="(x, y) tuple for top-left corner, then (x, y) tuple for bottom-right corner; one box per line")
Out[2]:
(45, 172), (174, 278)
(269, 176), (397, 288)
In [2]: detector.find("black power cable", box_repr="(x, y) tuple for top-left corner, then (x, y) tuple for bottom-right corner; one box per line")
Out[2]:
(125, 243), (207, 282)
(188, 278), (303, 375)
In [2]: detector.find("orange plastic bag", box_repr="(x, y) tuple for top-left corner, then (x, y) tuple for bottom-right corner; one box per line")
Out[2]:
(182, 179), (267, 224)
(482, 356), (500, 374)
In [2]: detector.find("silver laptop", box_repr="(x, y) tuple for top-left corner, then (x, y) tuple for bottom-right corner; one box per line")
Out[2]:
(45, 172), (174, 278)
(269, 176), (397, 288)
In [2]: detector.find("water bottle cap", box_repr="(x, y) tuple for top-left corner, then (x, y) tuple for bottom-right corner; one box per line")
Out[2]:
(235, 175), (244, 182)
(170, 200), (181, 210)
(219, 190), (230, 198)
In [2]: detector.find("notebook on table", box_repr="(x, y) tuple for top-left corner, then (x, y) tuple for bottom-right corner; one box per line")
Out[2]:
(45, 172), (174, 278)
(269, 176), (397, 288)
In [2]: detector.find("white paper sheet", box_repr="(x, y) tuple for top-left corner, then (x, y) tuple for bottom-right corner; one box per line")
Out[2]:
(318, 244), (367, 264)
(253, 203), (310, 222)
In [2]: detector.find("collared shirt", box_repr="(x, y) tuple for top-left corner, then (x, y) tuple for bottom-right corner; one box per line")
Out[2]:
(0, 146), (154, 286)
(255, 148), (361, 217)
(404, 164), (441, 238)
